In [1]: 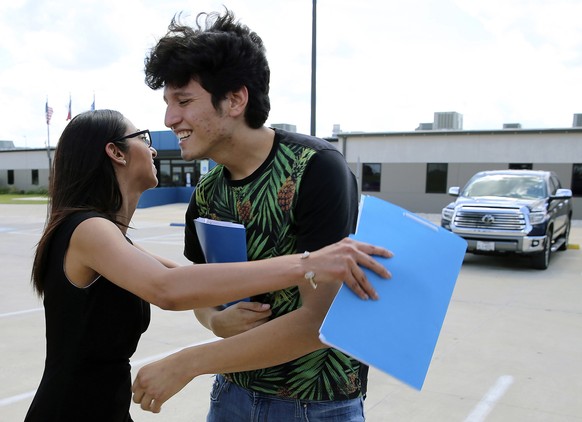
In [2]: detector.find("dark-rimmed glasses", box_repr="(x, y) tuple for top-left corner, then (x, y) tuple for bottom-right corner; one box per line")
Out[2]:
(109, 129), (152, 148)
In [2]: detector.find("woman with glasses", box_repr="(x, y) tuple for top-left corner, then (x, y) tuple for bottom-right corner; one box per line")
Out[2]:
(24, 109), (392, 422)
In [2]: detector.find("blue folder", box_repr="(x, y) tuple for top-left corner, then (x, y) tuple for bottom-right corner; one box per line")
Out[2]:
(194, 217), (249, 305)
(319, 195), (467, 390)
(194, 217), (247, 264)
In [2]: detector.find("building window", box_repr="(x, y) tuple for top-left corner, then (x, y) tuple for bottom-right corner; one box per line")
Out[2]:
(362, 163), (381, 192)
(157, 159), (202, 187)
(31, 169), (39, 185)
(426, 163), (448, 193)
(509, 163), (532, 170)
(572, 164), (582, 197)
(7, 170), (14, 185)
(159, 162), (172, 186)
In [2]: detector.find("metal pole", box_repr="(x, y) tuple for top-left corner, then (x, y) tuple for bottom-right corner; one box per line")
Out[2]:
(310, 0), (317, 136)
(46, 123), (51, 181)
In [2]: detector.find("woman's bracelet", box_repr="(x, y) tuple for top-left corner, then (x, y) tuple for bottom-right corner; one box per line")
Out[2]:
(300, 251), (317, 289)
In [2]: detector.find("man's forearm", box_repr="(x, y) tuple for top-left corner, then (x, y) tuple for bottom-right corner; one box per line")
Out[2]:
(191, 282), (340, 373)
(191, 306), (327, 375)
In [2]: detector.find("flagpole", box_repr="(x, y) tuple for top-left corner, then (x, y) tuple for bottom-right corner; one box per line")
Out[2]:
(46, 122), (51, 174)
(45, 98), (52, 177)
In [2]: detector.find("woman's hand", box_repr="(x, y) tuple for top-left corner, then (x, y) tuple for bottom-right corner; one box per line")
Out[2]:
(132, 352), (193, 414)
(301, 238), (393, 300)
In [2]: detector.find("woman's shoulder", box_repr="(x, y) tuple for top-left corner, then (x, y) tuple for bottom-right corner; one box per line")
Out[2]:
(52, 211), (113, 243)
(60, 210), (108, 231)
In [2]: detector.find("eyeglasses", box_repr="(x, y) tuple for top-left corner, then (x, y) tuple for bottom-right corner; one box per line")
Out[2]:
(109, 129), (152, 148)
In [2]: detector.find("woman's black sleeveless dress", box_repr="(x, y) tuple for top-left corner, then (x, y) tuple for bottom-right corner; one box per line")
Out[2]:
(25, 212), (150, 422)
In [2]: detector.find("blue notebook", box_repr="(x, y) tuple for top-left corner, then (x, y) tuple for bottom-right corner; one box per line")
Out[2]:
(194, 218), (247, 264)
(194, 217), (249, 305)
(319, 195), (467, 390)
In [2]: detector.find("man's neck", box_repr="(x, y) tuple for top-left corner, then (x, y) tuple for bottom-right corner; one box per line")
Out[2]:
(218, 126), (275, 181)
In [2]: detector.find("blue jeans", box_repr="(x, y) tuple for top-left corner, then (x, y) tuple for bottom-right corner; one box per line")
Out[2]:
(207, 375), (365, 422)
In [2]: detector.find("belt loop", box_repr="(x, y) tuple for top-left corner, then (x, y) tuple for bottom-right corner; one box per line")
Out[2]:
(296, 399), (304, 419)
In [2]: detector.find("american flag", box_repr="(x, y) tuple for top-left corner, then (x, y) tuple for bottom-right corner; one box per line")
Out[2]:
(45, 100), (54, 125)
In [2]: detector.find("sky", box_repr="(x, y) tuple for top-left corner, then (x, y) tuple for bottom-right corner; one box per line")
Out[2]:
(1, 0), (582, 148)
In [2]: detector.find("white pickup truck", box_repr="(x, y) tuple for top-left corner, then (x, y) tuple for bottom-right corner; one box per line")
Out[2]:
(441, 170), (573, 269)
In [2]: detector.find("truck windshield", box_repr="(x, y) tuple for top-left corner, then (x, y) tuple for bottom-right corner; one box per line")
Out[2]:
(462, 175), (546, 199)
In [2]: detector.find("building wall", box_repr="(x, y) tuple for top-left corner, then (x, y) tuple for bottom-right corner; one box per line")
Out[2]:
(342, 131), (582, 163)
(0, 149), (54, 191)
(2, 129), (581, 218)
(0, 169), (51, 192)
(351, 161), (580, 217)
(341, 130), (582, 219)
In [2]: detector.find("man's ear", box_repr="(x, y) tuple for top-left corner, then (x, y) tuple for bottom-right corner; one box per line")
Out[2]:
(105, 142), (127, 166)
(226, 86), (249, 117)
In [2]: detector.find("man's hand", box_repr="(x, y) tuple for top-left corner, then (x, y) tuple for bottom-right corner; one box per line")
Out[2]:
(209, 301), (272, 338)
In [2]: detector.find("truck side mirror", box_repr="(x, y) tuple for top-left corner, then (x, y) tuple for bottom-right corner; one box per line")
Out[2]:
(448, 187), (460, 196)
(550, 188), (572, 200)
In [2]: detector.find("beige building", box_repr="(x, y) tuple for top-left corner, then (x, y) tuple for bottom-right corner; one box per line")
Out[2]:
(336, 127), (582, 219)
(2, 127), (581, 219)
(0, 148), (53, 192)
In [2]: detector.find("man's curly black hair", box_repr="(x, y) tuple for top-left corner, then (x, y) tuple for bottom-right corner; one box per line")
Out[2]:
(144, 8), (271, 128)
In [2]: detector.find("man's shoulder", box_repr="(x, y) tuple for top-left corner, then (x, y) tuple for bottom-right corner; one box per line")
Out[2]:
(197, 165), (223, 187)
(274, 128), (338, 153)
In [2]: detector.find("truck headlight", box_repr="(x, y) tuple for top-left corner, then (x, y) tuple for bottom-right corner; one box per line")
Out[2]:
(529, 211), (546, 225)
(442, 207), (454, 221)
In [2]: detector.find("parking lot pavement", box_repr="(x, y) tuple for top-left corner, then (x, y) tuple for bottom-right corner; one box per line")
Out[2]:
(1, 204), (581, 421)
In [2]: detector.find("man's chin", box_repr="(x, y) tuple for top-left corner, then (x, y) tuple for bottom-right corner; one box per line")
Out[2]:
(180, 151), (199, 161)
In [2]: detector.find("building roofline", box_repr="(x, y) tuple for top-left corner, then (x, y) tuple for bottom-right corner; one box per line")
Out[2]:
(0, 147), (56, 152)
(338, 127), (582, 138)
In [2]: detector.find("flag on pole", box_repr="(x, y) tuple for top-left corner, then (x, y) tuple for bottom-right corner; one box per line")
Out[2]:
(66, 95), (72, 121)
(90, 93), (95, 111)
(45, 100), (54, 125)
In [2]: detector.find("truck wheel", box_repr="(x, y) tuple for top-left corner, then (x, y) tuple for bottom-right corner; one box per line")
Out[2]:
(532, 228), (552, 270)
(558, 218), (570, 251)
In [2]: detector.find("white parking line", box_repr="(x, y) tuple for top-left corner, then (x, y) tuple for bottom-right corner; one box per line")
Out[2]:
(130, 337), (219, 369)
(465, 375), (514, 422)
(5, 228), (43, 235)
(0, 390), (36, 407)
(0, 308), (43, 318)
(0, 338), (219, 407)
(129, 234), (184, 242)
(137, 240), (184, 246)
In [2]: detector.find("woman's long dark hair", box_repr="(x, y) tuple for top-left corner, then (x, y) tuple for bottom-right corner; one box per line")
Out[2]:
(31, 109), (129, 296)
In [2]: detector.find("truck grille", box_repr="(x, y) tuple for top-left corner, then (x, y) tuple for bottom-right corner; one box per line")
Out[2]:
(453, 207), (526, 231)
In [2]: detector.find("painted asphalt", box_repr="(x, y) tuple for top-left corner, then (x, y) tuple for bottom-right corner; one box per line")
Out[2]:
(1, 203), (581, 421)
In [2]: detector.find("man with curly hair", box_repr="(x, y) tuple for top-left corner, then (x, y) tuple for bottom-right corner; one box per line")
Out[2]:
(143, 8), (369, 421)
